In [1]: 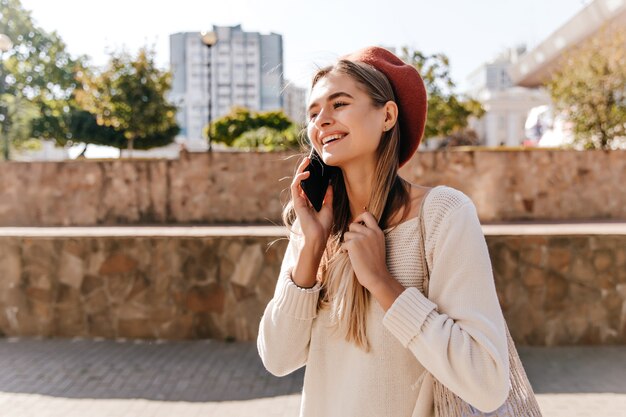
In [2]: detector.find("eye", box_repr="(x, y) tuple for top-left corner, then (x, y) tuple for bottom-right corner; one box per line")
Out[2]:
(308, 112), (318, 121)
(333, 101), (348, 109)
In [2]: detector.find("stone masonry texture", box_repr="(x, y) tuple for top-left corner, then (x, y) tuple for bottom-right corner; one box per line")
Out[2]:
(0, 149), (624, 226)
(0, 232), (624, 345)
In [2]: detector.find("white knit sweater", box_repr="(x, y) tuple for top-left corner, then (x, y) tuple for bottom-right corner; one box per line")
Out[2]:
(257, 185), (510, 417)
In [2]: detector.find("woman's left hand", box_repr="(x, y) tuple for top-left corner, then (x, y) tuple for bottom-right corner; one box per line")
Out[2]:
(341, 211), (392, 292)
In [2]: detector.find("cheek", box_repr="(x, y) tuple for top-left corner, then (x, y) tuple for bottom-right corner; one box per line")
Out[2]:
(307, 126), (321, 152)
(360, 115), (385, 147)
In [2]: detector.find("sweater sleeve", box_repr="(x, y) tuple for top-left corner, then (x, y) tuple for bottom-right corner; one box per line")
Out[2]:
(382, 199), (510, 413)
(257, 219), (322, 377)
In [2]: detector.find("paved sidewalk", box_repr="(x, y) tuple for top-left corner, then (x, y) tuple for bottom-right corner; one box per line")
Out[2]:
(0, 338), (625, 417)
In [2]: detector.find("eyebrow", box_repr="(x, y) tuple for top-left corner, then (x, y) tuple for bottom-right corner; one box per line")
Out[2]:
(307, 91), (354, 114)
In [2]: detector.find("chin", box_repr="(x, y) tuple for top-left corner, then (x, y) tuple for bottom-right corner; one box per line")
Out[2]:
(320, 152), (344, 167)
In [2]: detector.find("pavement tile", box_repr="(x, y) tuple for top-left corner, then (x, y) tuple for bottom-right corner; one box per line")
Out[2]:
(0, 339), (624, 416)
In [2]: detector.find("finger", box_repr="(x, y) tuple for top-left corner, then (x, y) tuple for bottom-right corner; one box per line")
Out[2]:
(291, 172), (311, 203)
(291, 171), (310, 194)
(352, 211), (379, 230)
(348, 222), (368, 233)
(296, 156), (310, 175)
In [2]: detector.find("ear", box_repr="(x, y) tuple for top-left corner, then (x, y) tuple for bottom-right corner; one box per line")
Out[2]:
(382, 101), (399, 131)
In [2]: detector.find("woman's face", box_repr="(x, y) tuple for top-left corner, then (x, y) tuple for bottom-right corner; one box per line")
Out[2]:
(306, 71), (387, 168)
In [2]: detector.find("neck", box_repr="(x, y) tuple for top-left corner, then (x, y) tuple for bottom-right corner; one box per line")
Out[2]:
(341, 157), (377, 221)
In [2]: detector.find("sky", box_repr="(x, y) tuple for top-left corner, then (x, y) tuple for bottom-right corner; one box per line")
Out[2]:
(19, 0), (589, 92)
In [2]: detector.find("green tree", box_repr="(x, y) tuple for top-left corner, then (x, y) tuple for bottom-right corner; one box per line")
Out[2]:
(75, 46), (179, 152)
(547, 26), (626, 150)
(232, 124), (301, 151)
(0, 0), (89, 149)
(208, 106), (297, 150)
(0, 93), (39, 147)
(400, 47), (485, 140)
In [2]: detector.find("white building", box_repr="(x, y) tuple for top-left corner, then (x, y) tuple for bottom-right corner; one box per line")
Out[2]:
(282, 81), (307, 125)
(508, 0), (626, 88)
(170, 25), (284, 146)
(465, 46), (551, 147)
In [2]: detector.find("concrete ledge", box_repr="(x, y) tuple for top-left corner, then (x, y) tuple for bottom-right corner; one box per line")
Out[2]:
(0, 221), (625, 237)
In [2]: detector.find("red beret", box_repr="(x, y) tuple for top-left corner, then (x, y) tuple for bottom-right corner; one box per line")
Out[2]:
(342, 46), (428, 168)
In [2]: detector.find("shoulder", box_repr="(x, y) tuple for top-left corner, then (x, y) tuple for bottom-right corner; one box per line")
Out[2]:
(422, 185), (476, 244)
(424, 185), (473, 220)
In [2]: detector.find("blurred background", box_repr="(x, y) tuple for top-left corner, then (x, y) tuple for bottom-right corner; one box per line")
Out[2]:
(0, 0), (625, 416)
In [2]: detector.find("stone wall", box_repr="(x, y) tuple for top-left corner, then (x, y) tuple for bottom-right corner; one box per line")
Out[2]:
(0, 149), (624, 226)
(1, 231), (624, 346)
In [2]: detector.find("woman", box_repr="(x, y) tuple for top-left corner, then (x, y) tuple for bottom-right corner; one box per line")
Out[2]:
(257, 46), (510, 417)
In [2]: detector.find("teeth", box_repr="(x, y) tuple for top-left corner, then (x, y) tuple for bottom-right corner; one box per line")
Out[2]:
(323, 134), (346, 144)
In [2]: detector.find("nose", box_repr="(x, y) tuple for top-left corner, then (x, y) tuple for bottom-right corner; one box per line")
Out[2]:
(313, 107), (334, 132)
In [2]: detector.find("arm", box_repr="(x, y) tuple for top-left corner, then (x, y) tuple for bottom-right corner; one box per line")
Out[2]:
(382, 200), (510, 412)
(257, 220), (323, 377)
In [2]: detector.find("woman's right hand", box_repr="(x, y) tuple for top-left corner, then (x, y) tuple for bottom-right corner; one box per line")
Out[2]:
(291, 156), (334, 247)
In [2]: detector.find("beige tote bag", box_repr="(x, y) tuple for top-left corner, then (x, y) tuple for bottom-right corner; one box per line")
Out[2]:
(417, 193), (543, 417)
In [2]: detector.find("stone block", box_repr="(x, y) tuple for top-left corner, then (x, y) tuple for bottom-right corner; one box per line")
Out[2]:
(592, 250), (614, 272)
(24, 265), (52, 290)
(564, 315), (588, 342)
(522, 266), (545, 287)
(99, 253), (138, 275)
(26, 287), (53, 304)
(0, 244), (22, 289)
(149, 305), (178, 322)
(184, 284), (225, 314)
(116, 302), (151, 320)
(520, 246), (542, 266)
(617, 283), (626, 299)
(157, 314), (194, 339)
(571, 257), (596, 285)
(544, 273), (569, 310)
(490, 243), (520, 280)
(31, 300), (54, 329)
(54, 307), (86, 337)
(83, 289), (109, 315)
(232, 283), (256, 301)
(87, 312), (115, 338)
(194, 312), (224, 339)
(127, 274), (150, 300)
(118, 318), (154, 339)
(230, 243), (264, 287)
(2, 287), (28, 309)
(104, 275), (134, 302)
(81, 274), (103, 295)
(56, 284), (81, 307)
(58, 250), (85, 289)
(547, 248), (571, 274)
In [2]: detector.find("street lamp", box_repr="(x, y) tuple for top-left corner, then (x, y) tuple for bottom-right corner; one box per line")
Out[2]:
(0, 34), (13, 161)
(201, 30), (218, 153)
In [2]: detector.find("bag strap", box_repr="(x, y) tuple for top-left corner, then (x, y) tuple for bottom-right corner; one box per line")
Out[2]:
(418, 187), (433, 298)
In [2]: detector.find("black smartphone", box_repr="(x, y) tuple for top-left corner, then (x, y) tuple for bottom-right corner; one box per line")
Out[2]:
(300, 149), (339, 212)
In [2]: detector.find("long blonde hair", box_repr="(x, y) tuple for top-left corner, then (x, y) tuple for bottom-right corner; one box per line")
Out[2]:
(282, 59), (413, 352)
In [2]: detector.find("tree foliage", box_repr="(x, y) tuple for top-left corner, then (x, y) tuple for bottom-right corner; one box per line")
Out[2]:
(1, 0), (178, 154)
(208, 107), (298, 150)
(232, 125), (301, 151)
(75, 46), (179, 150)
(400, 47), (485, 140)
(0, 0), (89, 146)
(547, 26), (626, 150)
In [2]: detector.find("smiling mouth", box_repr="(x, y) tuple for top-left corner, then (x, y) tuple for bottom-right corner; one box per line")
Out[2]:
(323, 134), (348, 147)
